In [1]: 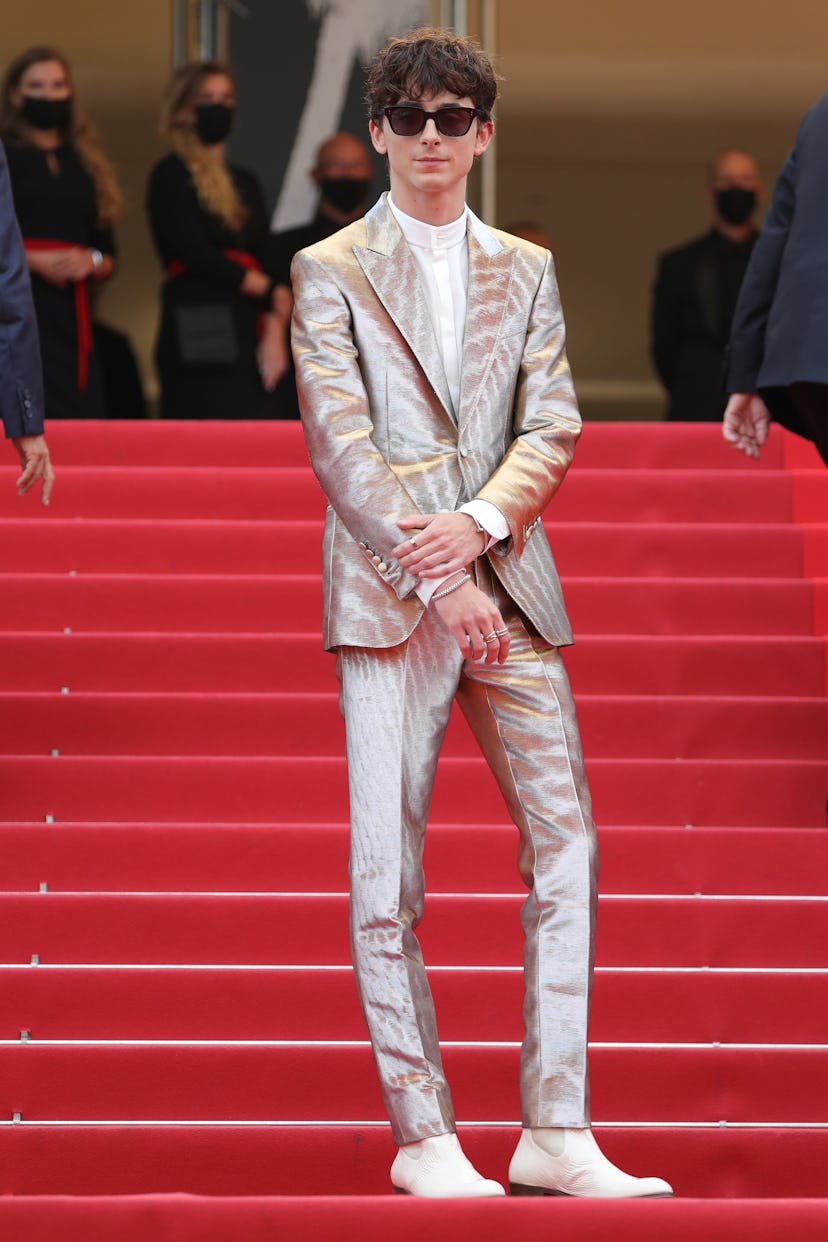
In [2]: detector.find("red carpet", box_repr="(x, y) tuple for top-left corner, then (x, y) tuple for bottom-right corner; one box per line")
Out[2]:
(1, 420), (827, 1238)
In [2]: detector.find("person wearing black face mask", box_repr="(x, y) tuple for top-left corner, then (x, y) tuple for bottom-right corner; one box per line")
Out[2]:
(147, 60), (289, 419)
(269, 132), (375, 418)
(651, 149), (763, 422)
(0, 46), (123, 419)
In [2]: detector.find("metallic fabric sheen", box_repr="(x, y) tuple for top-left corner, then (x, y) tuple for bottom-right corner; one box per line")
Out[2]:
(293, 195), (597, 1146)
(291, 194), (581, 653)
(339, 568), (598, 1145)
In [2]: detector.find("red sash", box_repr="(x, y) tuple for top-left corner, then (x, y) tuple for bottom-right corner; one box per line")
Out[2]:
(166, 248), (262, 279)
(24, 238), (94, 392)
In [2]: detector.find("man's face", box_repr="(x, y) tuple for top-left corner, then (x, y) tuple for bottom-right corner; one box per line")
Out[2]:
(369, 90), (494, 212)
(313, 137), (373, 185)
(709, 151), (762, 195)
(706, 151), (763, 228)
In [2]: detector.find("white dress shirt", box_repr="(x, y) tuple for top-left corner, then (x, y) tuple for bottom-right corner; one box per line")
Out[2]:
(388, 196), (509, 604)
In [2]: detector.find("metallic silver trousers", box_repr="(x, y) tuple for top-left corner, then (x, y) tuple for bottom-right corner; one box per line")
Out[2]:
(337, 567), (599, 1145)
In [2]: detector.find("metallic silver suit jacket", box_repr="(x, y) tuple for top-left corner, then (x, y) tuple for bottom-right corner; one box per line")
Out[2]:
(291, 193), (582, 652)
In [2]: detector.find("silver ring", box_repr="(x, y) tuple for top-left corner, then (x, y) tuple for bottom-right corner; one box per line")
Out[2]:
(409, 537), (418, 548)
(484, 631), (498, 642)
(494, 628), (509, 637)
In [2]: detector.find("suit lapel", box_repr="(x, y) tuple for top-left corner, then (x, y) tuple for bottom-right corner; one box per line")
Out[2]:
(459, 213), (516, 425)
(353, 196), (455, 421)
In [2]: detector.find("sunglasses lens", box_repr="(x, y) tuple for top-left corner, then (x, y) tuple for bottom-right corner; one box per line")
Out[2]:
(387, 107), (425, 135)
(383, 107), (478, 136)
(436, 108), (475, 136)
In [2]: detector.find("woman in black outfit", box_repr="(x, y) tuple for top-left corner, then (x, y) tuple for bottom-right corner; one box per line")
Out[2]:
(147, 61), (289, 419)
(0, 47), (123, 419)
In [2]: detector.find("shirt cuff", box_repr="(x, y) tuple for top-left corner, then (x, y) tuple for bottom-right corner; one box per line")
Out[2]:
(459, 499), (510, 549)
(414, 575), (445, 606)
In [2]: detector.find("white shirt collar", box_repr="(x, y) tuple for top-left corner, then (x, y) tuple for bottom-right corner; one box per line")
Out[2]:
(388, 195), (468, 251)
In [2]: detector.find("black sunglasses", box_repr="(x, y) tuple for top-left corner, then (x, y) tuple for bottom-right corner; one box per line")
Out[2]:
(377, 105), (486, 137)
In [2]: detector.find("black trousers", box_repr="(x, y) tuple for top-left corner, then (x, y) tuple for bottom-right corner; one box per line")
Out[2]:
(762, 383), (828, 466)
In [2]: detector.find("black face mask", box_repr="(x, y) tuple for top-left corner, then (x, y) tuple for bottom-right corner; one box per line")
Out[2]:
(715, 187), (757, 226)
(193, 103), (235, 146)
(21, 95), (72, 132)
(320, 177), (371, 214)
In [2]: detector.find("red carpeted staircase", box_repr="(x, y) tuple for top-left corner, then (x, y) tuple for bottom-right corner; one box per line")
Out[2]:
(0, 419), (826, 1240)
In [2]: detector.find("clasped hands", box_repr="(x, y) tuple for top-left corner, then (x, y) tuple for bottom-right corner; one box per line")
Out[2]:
(392, 511), (510, 665)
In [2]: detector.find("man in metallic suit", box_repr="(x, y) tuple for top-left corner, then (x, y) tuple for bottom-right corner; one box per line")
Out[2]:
(291, 28), (672, 1200)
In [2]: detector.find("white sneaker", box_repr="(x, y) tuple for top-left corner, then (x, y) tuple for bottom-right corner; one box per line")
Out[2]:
(508, 1128), (673, 1198)
(391, 1132), (506, 1198)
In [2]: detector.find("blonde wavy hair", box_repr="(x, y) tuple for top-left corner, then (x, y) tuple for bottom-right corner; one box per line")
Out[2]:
(161, 60), (247, 232)
(0, 46), (124, 226)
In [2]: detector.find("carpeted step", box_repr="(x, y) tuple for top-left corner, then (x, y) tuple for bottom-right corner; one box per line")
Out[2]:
(2, 824), (825, 896)
(2, 754), (824, 827)
(792, 471), (828, 523)
(2, 1193), (828, 1242)
(0, 572), (816, 636)
(2, 632), (823, 697)
(2, 824), (826, 896)
(0, 1123), (826, 1203)
(2, 1041), (827, 1124)
(2, 964), (826, 1045)
(803, 525), (828, 575)
(0, 518), (809, 579)
(0, 467), (800, 523)
(2, 692), (824, 760)
(42, 416), (791, 470)
(0, 891), (825, 967)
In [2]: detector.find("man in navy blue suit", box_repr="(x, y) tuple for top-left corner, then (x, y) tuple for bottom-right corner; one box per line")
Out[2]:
(724, 91), (828, 466)
(0, 141), (53, 502)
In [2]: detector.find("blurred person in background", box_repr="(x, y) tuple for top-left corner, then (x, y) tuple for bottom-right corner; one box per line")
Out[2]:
(269, 131), (374, 418)
(0, 141), (53, 503)
(725, 91), (828, 466)
(1, 46), (122, 420)
(651, 149), (763, 421)
(147, 60), (289, 419)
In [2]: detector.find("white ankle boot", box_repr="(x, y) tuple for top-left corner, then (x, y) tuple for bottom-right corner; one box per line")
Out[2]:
(509, 1128), (673, 1198)
(391, 1132), (505, 1197)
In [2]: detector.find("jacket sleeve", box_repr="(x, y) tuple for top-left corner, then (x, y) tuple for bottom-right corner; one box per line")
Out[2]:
(472, 251), (582, 558)
(291, 246), (422, 600)
(0, 142), (45, 439)
(726, 146), (797, 393)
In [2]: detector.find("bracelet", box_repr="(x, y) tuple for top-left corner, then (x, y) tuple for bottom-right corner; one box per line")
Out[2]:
(465, 512), (489, 555)
(432, 572), (471, 601)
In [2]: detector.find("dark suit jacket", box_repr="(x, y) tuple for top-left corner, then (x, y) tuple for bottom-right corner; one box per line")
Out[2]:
(652, 228), (756, 421)
(728, 90), (828, 395)
(0, 141), (45, 439)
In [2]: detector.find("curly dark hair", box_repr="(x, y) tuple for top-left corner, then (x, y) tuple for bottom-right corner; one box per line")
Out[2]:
(365, 27), (500, 121)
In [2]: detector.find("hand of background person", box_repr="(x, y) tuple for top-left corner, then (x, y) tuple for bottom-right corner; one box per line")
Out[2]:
(241, 268), (272, 299)
(12, 434), (54, 505)
(26, 248), (95, 285)
(256, 325), (289, 391)
(432, 578), (510, 664)
(394, 511), (486, 578)
(723, 392), (771, 460)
